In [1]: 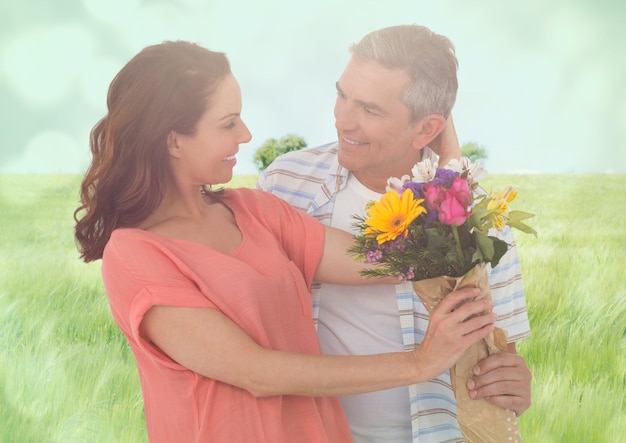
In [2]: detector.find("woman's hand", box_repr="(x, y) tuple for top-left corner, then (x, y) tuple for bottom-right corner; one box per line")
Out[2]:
(428, 114), (461, 167)
(412, 287), (497, 380)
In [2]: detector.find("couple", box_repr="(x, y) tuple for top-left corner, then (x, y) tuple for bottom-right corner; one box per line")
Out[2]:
(74, 24), (531, 443)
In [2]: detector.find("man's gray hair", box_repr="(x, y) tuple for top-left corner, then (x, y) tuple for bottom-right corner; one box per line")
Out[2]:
(350, 25), (458, 123)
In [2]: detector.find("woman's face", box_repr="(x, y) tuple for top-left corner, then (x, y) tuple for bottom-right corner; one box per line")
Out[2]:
(169, 74), (252, 186)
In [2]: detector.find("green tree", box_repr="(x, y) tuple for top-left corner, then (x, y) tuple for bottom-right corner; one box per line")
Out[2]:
(253, 134), (307, 171)
(461, 141), (488, 164)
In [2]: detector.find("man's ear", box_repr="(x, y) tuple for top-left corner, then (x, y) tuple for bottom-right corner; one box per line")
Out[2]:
(410, 114), (446, 150)
(167, 131), (181, 158)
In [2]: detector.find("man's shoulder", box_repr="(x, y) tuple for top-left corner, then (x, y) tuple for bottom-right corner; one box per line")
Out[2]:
(267, 141), (338, 172)
(260, 141), (339, 186)
(257, 141), (341, 211)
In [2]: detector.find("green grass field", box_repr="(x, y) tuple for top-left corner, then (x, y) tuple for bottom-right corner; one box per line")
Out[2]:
(1, 174), (624, 442)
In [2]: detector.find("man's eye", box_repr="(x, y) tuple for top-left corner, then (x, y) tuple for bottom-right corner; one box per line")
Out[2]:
(362, 105), (375, 115)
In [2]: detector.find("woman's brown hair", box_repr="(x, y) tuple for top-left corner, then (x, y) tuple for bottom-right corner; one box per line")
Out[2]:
(74, 41), (231, 262)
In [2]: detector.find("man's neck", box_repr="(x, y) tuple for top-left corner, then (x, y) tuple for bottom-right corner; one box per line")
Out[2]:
(351, 170), (389, 194)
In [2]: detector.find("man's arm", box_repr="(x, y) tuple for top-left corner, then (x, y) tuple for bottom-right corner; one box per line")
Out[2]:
(428, 113), (532, 416)
(468, 224), (532, 417)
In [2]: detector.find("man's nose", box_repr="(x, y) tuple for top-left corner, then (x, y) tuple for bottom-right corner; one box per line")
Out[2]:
(334, 104), (358, 132)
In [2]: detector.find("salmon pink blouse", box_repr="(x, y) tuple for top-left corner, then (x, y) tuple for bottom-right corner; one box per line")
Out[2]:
(102, 188), (352, 443)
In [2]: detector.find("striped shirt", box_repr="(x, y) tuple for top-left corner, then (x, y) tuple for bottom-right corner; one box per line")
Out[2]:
(258, 142), (531, 443)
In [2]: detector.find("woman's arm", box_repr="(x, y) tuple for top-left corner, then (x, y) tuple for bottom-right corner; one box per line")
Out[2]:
(428, 113), (461, 166)
(140, 286), (495, 397)
(313, 225), (399, 285)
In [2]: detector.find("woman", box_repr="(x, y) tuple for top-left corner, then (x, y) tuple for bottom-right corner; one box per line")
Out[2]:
(74, 41), (495, 443)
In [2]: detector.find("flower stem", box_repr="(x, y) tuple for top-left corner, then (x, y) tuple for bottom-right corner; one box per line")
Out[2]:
(451, 224), (467, 270)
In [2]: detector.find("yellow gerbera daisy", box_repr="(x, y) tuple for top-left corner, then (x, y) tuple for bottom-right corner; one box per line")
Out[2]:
(364, 189), (426, 244)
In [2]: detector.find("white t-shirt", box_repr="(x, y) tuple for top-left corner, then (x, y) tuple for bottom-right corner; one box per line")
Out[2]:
(317, 174), (412, 442)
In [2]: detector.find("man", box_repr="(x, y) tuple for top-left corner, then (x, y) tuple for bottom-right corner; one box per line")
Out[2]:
(258, 25), (531, 442)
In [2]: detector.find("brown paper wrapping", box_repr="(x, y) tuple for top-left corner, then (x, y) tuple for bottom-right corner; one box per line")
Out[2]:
(411, 263), (522, 443)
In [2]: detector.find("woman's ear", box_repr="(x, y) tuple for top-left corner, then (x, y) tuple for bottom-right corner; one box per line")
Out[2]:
(410, 114), (446, 150)
(167, 131), (181, 158)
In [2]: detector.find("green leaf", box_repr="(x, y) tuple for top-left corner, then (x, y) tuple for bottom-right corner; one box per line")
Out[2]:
(468, 207), (498, 233)
(489, 237), (510, 268)
(508, 210), (538, 237)
(474, 230), (495, 261)
(471, 247), (484, 264)
(425, 227), (448, 249)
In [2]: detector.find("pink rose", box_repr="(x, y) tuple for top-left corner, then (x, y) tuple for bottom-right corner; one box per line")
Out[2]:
(423, 182), (444, 211)
(438, 177), (472, 225)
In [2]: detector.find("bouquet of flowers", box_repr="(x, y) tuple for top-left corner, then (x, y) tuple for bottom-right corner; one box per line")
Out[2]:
(349, 157), (536, 443)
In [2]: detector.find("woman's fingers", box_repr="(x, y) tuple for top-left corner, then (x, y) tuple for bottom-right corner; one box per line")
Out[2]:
(415, 287), (496, 379)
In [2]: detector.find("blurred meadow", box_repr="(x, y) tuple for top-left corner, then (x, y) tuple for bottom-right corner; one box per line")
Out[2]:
(1, 173), (624, 442)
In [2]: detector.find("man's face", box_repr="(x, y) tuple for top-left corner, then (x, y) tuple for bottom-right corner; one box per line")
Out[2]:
(334, 57), (422, 193)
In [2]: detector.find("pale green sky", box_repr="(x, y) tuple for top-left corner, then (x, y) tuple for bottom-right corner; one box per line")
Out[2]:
(1, 0), (624, 174)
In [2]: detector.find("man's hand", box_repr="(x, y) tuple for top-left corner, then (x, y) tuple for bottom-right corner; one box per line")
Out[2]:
(428, 114), (461, 166)
(467, 346), (532, 416)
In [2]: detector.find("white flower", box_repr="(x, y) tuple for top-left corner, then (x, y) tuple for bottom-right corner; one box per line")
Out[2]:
(467, 161), (488, 185)
(386, 174), (411, 193)
(443, 157), (469, 174)
(444, 157), (488, 186)
(410, 159), (437, 183)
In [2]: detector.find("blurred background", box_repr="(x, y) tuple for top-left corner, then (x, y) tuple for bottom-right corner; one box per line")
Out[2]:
(1, 0), (624, 175)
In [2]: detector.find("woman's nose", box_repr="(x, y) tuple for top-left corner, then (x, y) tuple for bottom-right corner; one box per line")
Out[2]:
(240, 121), (252, 143)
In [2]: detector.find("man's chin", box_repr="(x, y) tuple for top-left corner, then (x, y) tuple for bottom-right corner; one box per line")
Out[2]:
(336, 150), (362, 172)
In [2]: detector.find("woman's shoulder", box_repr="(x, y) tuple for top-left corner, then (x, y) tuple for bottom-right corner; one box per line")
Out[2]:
(108, 227), (143, 244)
(109, 227), (152, 243)
(103, 228), (193, 283)
(223, 187), (287, 211)
(222, 188), (304, 231)
(105, 228), (166, 260)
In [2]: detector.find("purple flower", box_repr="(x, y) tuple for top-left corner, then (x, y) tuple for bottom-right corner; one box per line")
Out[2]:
(398, 266), (415, 281)
(366, 249), (383, 263)
(405, 266), (415, 280)
(424, 210), (439, 225)
(432, 168), (459, 187)
(403, 181), (426, 198)
(382, 238), (408, 252)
